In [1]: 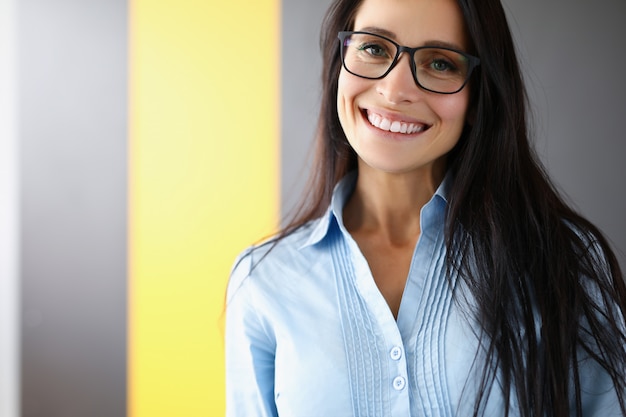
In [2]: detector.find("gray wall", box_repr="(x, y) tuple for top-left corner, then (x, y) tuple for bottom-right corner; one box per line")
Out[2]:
(19, 0), (128, 416)
(503, 0), (626, 269)
(281, 0), (626, 269)
(281, 0), (334, 218)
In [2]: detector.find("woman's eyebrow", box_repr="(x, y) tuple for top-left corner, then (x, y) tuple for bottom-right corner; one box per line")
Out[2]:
(356, 26), (397, 39)
(422, 40), (466, 51)
(355, 26), (465, 51)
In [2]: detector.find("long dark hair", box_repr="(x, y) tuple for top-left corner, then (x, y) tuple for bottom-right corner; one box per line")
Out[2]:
(278, 0), (626, 416)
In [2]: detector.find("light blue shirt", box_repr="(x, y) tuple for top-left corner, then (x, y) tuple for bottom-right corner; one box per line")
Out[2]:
(225, 172), (620, 417)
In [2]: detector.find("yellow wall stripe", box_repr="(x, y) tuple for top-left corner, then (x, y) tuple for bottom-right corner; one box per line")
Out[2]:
(129, 1), (280, 416)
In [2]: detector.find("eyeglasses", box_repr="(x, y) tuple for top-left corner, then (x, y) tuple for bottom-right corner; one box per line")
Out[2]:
(338, 31), (480, 94)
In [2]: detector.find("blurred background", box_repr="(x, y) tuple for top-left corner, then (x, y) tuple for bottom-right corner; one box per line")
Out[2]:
(1, 0), (624, 416)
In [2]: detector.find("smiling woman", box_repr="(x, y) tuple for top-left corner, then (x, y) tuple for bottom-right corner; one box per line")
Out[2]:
(225, 0), (626, 416)
(336, 0), (474, 318)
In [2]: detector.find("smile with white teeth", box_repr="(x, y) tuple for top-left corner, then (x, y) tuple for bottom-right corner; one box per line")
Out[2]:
(367, 111), (428, 134)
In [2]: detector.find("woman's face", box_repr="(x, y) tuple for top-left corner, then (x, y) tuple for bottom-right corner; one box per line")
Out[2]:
(337, 0), (471, 177)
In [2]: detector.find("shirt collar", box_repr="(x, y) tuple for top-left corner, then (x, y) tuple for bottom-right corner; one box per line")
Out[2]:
(300, 170), (453, 249)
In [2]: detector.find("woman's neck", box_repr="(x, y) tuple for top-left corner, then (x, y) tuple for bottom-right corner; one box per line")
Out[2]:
(343, 161), (446, 245)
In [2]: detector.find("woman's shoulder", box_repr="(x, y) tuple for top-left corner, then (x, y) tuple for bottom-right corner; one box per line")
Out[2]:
(226, 218), (325, 301)
(561, 217), (614, 267)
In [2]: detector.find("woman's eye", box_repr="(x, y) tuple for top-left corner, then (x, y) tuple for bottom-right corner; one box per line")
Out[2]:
(359, 43), (389, 58)
(431, 59), (455, 72)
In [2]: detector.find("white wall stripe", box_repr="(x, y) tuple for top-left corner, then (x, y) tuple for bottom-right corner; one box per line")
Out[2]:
(0, 0), (20, 415)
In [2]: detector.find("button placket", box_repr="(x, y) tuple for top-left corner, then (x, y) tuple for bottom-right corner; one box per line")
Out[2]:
(389, 344), (407, 392)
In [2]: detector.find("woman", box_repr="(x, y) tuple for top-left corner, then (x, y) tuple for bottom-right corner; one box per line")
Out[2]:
(226, 0), (626, 415)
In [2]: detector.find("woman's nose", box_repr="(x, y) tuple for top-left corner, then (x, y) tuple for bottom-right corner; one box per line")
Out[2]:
(375, 53), (424, 104)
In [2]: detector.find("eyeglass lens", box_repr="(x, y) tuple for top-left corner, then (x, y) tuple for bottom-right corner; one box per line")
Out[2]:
(341, 32), (472, 94)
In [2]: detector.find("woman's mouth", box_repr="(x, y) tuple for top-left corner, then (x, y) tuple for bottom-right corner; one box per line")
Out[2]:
(365, 110), (430, 134)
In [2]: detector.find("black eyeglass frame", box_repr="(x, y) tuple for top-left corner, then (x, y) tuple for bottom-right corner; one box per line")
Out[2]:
(338, 31), (481, 95)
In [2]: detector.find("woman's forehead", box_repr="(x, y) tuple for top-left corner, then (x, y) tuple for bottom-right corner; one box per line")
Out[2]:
(351, 0), (469, 50)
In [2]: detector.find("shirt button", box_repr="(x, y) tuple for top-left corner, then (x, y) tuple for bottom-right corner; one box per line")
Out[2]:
(392, 376), (406, 391)
(390, 346), (402, 360)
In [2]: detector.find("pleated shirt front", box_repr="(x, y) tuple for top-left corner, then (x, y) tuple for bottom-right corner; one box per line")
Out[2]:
(225, 172), (620, 417)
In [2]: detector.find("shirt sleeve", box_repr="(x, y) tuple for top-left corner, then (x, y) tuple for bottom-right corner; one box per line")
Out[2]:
(577, 231), (626, 416)
(225, 251), (278, 417)
(579, 357), (625, 416)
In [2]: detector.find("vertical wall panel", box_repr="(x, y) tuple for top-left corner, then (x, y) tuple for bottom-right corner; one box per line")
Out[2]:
(502, 0), (626, 269)
(19, 0), (128, 416)
(128, 1), (280, 416)
(280, 0), (333, 218)
(0, 0), (19, 415)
